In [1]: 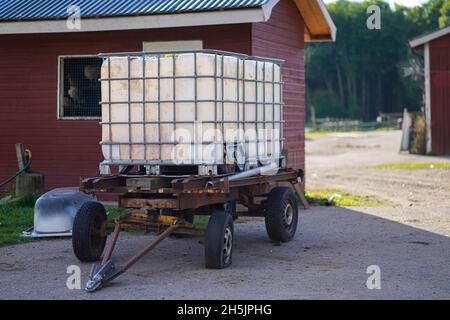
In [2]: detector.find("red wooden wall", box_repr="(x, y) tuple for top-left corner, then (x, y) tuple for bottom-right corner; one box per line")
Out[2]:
(0, 0), (306, 192)
(252, 0), (306, 171)
(430, 35), (450, 155)
(0, 24), (252, 191)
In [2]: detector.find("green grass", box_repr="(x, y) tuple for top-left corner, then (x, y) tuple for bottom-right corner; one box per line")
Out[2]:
(193, 215), (209, 229)
(305, 189), (384, 207)
(305, 130), (339, 139)
(105, 206), (127, 220)
(305, 127), (397, 139)
(0, 195), (129, 246)
(0, 196), (36, 246)
(364, 162), (450, 170)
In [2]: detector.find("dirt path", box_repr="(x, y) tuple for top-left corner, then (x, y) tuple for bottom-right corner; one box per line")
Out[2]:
(306, 131), (450, 207)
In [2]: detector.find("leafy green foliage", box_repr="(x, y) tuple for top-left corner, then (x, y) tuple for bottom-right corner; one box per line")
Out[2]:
(439, 0), (450, 27)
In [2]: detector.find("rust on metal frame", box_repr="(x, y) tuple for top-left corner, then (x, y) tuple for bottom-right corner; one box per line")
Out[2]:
(119, 197), (178, 209)
(81, 169), (301, 211)
(80, 175), (127, 193)
(107, 211), (204, 235)
(81, 169), (298, 193)
(102, 222), (121, 264)
(113, 208), (202, 236)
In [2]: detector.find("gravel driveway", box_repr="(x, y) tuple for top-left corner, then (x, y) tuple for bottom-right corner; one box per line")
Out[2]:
(0, 205), (449, 299)
(0, 130), (449, 299)
(306, 131), (450, 207)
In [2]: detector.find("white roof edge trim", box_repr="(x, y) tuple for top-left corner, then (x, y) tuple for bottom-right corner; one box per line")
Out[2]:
(410, 26), (450, 48)
(317, 0), (337, 41)
(261, 0), (281, 21)
(0, 7), (266, 34)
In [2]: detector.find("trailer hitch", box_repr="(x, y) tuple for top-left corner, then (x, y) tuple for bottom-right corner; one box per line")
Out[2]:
(86, 260), (124, 292)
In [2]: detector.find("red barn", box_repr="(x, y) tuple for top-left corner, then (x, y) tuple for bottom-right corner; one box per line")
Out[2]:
(0, 0), (335, 191)
(410, 26), (450, 155)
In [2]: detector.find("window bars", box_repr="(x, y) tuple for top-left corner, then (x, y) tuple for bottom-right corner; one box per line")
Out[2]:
(61, 57), (102, 118)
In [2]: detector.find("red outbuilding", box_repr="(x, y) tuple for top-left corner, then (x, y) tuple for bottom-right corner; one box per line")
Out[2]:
(410, 26), (450, 155)
(0, 0), (335, 191)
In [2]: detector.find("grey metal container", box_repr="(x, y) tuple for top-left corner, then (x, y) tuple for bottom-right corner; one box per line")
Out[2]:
(23, 187), (96, 237)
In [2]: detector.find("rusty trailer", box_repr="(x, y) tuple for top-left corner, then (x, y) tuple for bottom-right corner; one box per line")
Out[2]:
(72, 166), (307, 292)
(70, 49), (308, 292)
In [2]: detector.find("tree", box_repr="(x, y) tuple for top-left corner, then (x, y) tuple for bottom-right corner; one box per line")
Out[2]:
(306, 0), (442, 121)
(407, 0), (446, 31)
(439, 0), (450, 27)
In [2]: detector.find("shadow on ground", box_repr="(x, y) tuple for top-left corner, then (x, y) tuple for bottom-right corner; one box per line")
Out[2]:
(0, 206), (448, 299)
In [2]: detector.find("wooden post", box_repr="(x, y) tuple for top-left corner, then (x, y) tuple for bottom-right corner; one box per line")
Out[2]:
(14, 143), (45, 199)
(310, 106), (317, 132)
(16, 173), (45, 199)
(400, 109), (413, 152)
(15, 143), (27, 171)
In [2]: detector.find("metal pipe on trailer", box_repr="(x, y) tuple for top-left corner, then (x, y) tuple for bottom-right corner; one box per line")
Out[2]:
(220, 162), (279, 182)
(86, 223), (178, 292)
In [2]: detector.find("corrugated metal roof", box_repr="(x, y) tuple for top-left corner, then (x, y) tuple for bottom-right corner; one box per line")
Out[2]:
(0, 0), (270, 21)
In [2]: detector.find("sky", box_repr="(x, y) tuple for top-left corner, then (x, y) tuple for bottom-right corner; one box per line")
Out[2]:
(323, 0), (427, 7)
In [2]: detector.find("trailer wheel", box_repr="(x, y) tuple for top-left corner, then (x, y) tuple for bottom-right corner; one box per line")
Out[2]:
(205, 211), (234, 269)
(264, 187), (298, 243)
(72, 201), (107, 262)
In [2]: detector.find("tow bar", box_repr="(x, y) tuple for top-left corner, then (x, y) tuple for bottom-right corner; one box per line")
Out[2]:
(85, 223), (178, 292)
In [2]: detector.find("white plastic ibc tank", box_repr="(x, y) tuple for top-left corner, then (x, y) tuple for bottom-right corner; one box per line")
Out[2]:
(100, 52), (282, 166)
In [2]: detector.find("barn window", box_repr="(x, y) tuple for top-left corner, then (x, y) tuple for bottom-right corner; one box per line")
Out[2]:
(58, 56), (102, 119)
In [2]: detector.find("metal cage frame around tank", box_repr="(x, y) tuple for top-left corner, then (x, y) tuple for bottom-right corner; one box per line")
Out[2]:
(98, 49), (285, 169)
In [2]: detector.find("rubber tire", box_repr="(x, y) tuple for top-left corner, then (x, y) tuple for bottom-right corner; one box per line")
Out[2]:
(72, 201), (107, 262)
(205, 211), (234, 269)
(264, 187), (299, 243)
(225, 201), (238, 220)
